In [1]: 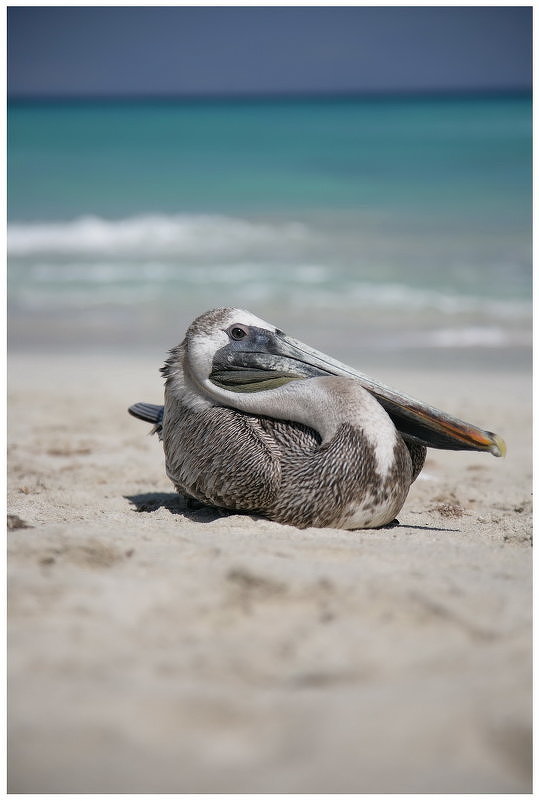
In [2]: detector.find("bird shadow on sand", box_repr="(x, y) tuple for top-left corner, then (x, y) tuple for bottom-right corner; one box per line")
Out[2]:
(125, 493), (458, 533)
(125, 492), (234, 524)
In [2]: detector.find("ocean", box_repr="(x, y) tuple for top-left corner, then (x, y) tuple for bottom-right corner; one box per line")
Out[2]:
(7, 95), (532, 360)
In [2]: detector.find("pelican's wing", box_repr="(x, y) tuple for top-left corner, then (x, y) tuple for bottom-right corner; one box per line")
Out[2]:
(163, 405), (282, 514)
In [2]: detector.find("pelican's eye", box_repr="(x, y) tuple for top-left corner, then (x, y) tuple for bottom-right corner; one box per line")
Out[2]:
(228, 324), (249, 341)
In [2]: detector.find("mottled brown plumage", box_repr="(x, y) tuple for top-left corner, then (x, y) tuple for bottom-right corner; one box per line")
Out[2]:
(162, 390), (420, 529)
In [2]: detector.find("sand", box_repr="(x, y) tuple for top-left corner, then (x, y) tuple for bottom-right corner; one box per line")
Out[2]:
(7, 349), (532, 793)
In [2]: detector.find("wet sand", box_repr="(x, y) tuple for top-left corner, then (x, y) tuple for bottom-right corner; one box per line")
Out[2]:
(7, 349), (532, 793)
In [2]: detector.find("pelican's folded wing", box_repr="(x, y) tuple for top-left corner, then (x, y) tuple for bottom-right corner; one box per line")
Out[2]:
(163, 404), (282, 515)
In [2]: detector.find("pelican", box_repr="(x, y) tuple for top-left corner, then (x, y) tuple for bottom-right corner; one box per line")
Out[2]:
(128, 308), (505, 530)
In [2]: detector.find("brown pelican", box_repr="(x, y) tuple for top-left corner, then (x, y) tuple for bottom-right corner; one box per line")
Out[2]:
(129, 308), (505, 530)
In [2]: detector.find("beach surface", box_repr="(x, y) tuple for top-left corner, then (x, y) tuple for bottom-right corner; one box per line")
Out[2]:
(7, 348), (532, 793)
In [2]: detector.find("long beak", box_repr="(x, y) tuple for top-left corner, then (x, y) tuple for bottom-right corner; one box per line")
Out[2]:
(220, 331), (506, 457)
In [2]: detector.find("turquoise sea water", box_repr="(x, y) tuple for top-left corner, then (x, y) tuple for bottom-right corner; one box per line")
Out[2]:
(7, 95), (532, 352)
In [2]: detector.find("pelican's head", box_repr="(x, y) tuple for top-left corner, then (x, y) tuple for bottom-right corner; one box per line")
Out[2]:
(183, 308), (280, 388)
(184, 307), (332, 392)
(170, 307), (506, 457)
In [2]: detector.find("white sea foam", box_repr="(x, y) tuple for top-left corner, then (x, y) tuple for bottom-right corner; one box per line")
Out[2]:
(7, 214), (310, 259)
(9, 259), (531, 322)
(288, 282), (530, 320)
(427, 327), (508, 348)
(7, 215), (531, 342)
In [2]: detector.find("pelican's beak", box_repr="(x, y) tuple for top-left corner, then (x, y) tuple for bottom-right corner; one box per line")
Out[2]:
(281, 334), (506, 456)
(213, 327), (506, 457)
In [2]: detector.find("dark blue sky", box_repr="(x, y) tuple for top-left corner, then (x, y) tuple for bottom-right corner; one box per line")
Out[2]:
(8, 6), (532, 98)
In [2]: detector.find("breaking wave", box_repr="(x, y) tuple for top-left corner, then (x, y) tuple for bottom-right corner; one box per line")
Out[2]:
(7, 214), (311, 259)
(8, 214), (531, 351)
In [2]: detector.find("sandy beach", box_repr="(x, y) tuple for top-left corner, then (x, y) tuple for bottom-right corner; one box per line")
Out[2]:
(7, 347), (532, 793)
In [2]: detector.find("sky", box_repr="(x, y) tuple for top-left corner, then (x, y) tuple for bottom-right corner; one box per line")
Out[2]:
(8, 6), (532, 98)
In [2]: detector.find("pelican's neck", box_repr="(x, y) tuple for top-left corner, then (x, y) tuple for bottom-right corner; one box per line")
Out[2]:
(196, 373), (398, 475)
(206, 377), (343, 441)
(164, 346), (216, 414)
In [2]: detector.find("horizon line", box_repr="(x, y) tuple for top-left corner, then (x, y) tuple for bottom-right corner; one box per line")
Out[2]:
(7, 87), (532, 105)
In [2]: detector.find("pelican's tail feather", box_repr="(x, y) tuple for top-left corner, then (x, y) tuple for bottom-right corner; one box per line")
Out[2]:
(128, 402), (164, 437)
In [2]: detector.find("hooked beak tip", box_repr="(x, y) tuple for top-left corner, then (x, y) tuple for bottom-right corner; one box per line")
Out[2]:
(491, 434), (507, 458)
